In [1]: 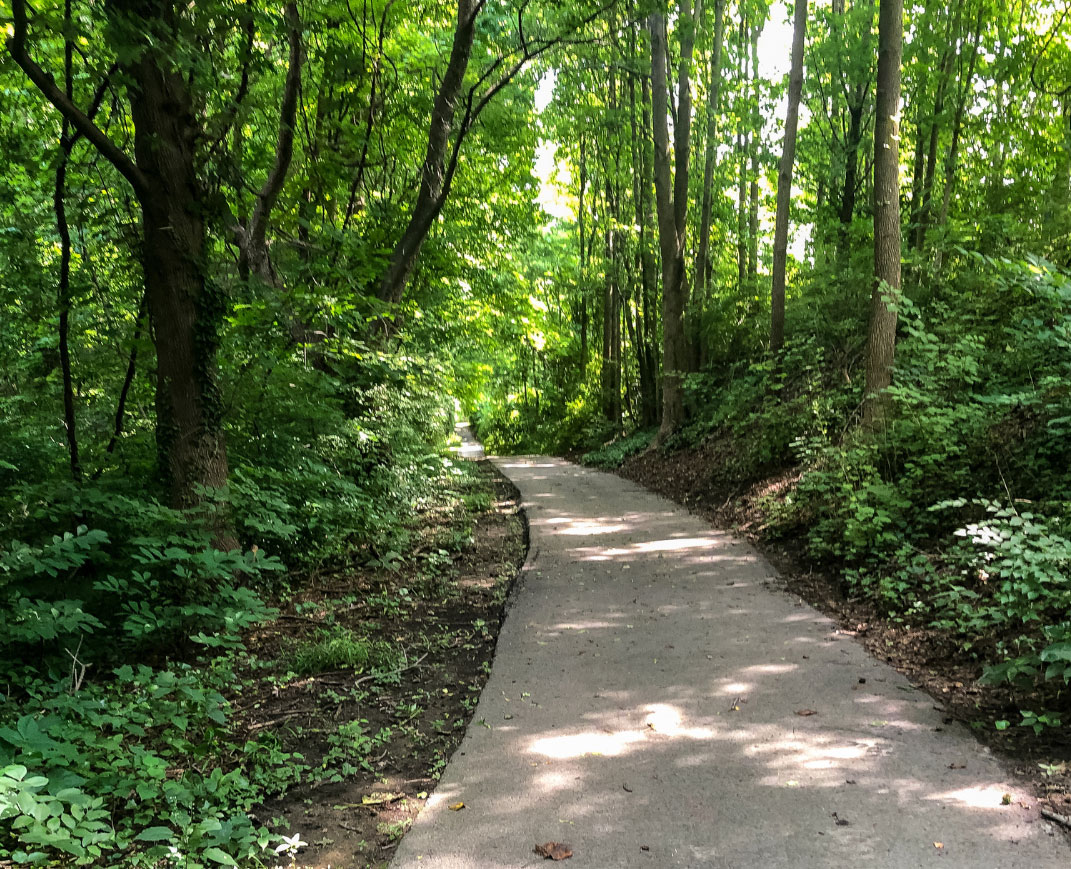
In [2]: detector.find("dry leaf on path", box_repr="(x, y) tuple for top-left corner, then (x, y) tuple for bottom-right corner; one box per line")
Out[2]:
(361, 792), (404, 806)
(534, 841), (573, 861)
(795, 709), (818, 716)
(448, 802), (466, 811)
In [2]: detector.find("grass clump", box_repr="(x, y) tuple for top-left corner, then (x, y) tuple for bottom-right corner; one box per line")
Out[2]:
(290, 627), (399, 675)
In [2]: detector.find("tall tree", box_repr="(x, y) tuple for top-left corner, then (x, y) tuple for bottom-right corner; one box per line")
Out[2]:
(7, 0), (234, 521)
(649, 0), (702, 443)
(770, 0), (808, 352)
(862, 0), (903, 428)
(694, 0), (727, 311)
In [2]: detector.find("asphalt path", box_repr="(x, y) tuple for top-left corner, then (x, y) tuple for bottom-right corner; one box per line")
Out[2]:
(392, 454), (1069, 868)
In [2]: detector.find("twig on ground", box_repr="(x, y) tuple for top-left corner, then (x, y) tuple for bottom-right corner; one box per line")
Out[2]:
(1041, 808), (1071, 829)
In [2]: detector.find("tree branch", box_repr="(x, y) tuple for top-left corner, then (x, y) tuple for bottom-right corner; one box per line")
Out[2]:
(7, 0), (149, 200)
(248, 1), (303, 247)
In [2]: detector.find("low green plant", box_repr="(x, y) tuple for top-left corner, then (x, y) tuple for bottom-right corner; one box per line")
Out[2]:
(290, 627), (400, 675)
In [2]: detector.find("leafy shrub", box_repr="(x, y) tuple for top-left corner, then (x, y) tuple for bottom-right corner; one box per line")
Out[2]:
(581, 428), (657, 469)
(0, 661), (304, 866)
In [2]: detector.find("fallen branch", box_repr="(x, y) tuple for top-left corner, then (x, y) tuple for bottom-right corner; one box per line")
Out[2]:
(1042, 808), (1071, 829)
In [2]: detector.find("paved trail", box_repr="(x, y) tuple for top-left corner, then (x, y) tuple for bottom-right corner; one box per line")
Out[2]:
(392, 456), (1069, 868)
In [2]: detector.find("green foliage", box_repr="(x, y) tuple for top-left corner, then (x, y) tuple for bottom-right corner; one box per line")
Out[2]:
(581, 428), (657, 468)
(0, 661), (303, 866)
(290, 627), (400, 676)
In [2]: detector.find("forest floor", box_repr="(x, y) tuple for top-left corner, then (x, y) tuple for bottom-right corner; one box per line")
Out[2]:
(617, 440), (1071, 829)
(236, 455), (526, 869)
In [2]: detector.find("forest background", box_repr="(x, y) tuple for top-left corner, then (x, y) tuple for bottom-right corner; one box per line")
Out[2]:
(2, 0), (1071, 863)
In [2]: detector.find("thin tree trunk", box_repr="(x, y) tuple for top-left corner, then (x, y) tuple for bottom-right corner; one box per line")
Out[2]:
(96, 294), (147, 473)
(578, 134), (589, 375)
(933, 8), (982, 272)
(695, 0), (726, 306)
(837, 84), (866, 263)
(376, 0), (482, 306)
(640, 76), (661, 419)
(650, 0), (701, 443)
(55, 0), (81, 483)
(913, 4), (960, 251)
(747, 23), (761, 288)
(863, 0), (903, 430)
(770, 0), (807, 353)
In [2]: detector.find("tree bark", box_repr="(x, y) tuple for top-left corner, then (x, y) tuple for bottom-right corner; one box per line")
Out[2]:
(649, 0), (701, 444)
(862, 0), (903, 430)
(770, 0), (807, 353)
(695, 0), (727, 307)
(8, 0), (234, 536)
(376, 0), (483, 307)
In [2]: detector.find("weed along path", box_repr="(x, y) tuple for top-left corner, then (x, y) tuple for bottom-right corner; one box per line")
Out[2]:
(391, 456), (1069, 868)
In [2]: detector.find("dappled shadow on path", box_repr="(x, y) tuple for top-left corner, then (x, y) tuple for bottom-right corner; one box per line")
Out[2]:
(393, 457), (1065, 868)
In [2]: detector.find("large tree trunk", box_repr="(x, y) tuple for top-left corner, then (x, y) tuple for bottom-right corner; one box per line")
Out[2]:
(770, 0), (807, 353)
(862, 0), (903, 430)
(127, 46), (232, 517)
(10, 0), (235, 537)
(649, 0), (701, 444)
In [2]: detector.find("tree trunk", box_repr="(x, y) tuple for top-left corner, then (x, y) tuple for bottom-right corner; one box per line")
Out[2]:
(770, 0), (807, 353)
(836, 84), (866, 263)
(10, 0), (235, 539)
(695, 0), (726, 312)
(912, 5), (960, 251)
(126, 44), (231, 519)
(640, 75), (661, 415)
(376, 0), (481, 306)
(649, 0), (701, 444)
(933, 8), (982, 272)
(862, 0), (903, 430)
(55, 0), (81, 483)
(747, 23), (761, 289)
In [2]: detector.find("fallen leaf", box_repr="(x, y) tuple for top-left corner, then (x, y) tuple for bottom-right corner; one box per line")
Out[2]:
(640, 845), (650, 851)
(934, 842), (944, 850)
(622, 783), (633, 793)
(534, 841), (573, 861)
(796, 709), (818, 717)
(448, 802), (466, 811)
(1001, 793), (1012, 805)
(832, 813), (850, 826)
(947, 763), (966, 770)
(361, 792), (404, 806)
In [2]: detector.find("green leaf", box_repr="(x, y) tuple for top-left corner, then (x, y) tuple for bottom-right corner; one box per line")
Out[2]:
(135, 826), (175, 842)
(202, 847), (239, 865)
